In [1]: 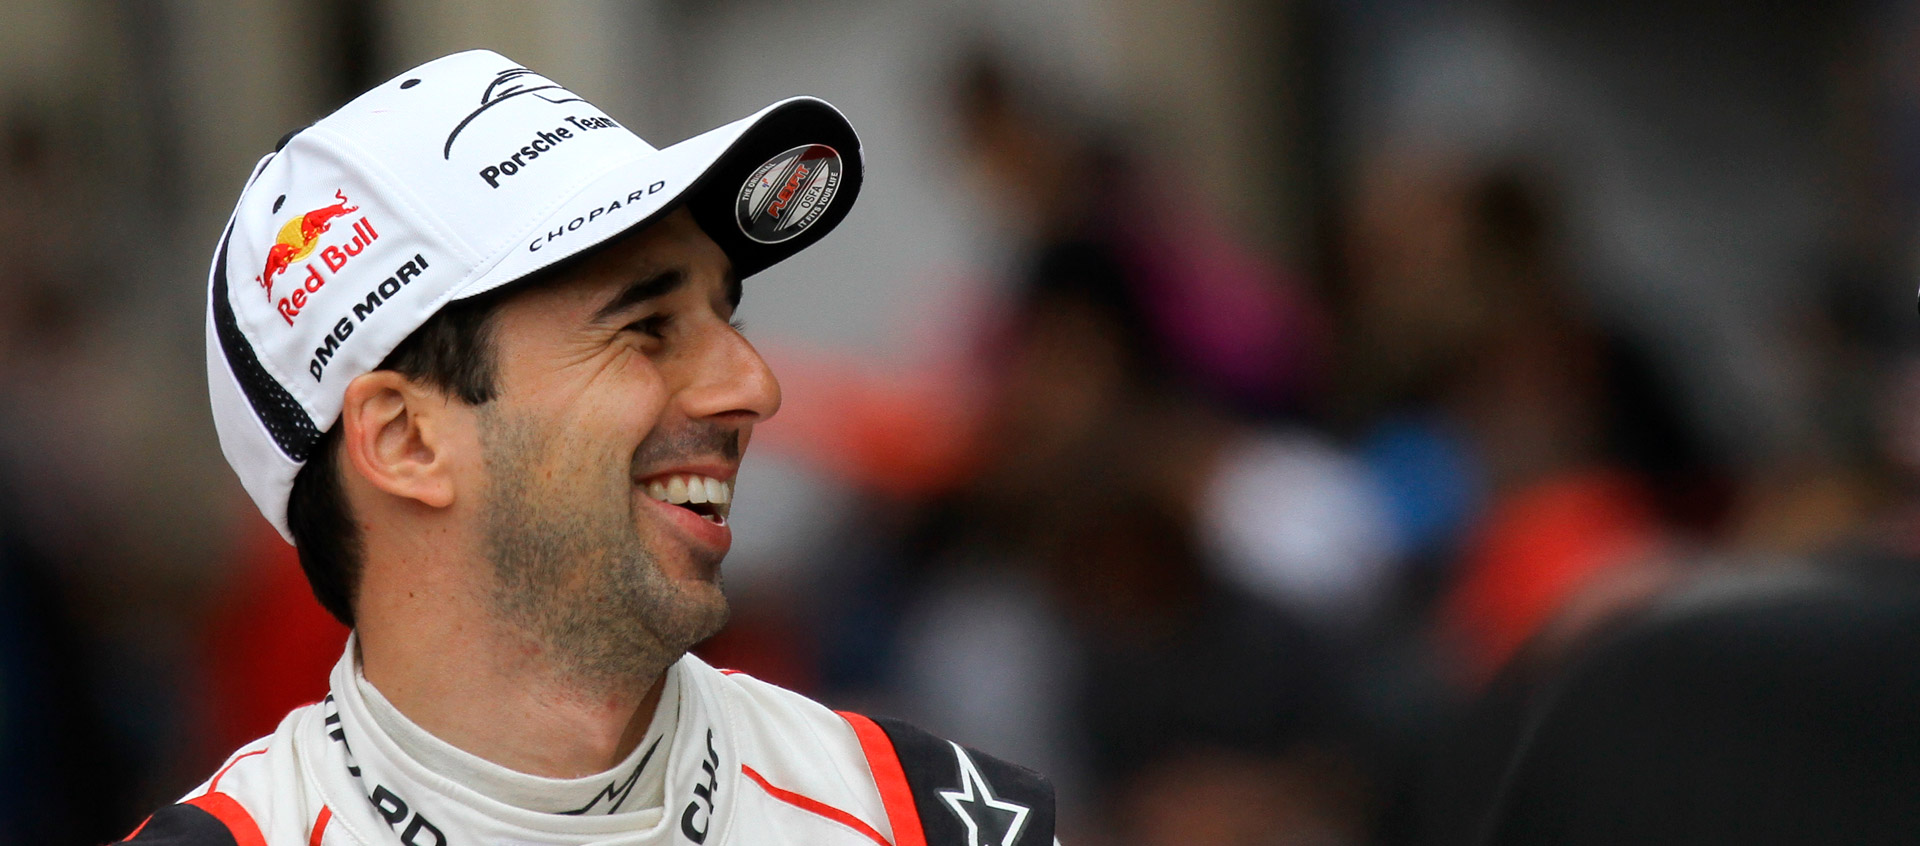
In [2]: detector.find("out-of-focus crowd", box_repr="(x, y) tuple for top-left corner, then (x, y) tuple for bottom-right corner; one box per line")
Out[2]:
(7, 1), (1920, 844)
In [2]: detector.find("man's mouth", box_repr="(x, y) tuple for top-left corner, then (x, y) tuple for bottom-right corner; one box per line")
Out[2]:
(640, 474), (733, 524)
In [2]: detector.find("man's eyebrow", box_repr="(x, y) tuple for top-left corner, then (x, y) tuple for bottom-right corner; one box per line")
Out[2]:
(591, 268), (686, 323)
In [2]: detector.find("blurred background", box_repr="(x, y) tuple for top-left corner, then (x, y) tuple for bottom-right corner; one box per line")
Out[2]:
(6, 0), (1920, 843)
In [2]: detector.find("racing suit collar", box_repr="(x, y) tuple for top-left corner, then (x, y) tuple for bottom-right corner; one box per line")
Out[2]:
(315, 635), (740, 846)
(352, 651), (679, 816)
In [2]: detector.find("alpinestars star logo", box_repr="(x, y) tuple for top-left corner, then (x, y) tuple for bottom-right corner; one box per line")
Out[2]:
(937, 742), (1031, 846)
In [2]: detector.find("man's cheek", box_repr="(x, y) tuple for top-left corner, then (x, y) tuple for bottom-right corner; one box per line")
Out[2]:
(626, 362), (673, 432)
(587, 365), (671, 442)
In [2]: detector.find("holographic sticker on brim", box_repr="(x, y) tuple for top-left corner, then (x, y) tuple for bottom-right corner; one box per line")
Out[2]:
(736, 144), (843, 245)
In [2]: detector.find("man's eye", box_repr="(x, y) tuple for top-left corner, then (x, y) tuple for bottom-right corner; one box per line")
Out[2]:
(625, 314), (671, 338)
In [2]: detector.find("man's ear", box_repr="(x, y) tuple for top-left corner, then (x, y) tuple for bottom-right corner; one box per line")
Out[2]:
(338, 371), (459, 509)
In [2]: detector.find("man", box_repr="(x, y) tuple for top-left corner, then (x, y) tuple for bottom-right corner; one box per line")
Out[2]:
(124, 50), (1054, 846)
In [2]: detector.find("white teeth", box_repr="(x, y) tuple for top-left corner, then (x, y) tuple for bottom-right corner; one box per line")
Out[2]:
(643, 474), (734, 512)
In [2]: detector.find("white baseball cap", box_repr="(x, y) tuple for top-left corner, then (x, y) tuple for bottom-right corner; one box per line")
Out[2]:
(207, 49), (863, 541)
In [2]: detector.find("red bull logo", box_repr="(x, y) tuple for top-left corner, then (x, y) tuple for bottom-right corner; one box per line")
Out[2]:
(258, 190), (361, 300)
(254, 189), (383, 327)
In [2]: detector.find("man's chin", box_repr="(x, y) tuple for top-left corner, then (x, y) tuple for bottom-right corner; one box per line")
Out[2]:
(654, 579), (731, 652)
(659, 546), (726, 585)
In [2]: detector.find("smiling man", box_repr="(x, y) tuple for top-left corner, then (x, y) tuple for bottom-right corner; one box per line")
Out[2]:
(124, 50), (1054, 846)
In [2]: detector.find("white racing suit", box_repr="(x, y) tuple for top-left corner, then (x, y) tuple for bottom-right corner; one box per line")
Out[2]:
(118, 644), (1054, 846)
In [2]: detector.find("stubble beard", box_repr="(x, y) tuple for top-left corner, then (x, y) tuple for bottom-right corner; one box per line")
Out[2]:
(477, 410), (730, 695)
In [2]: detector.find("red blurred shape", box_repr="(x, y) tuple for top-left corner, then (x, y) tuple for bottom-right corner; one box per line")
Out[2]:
(202, 519), (348, 754)
(1440, 470), (1660, 685)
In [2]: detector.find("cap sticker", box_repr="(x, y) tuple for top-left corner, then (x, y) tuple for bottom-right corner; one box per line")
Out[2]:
(736, 144), (843, 245)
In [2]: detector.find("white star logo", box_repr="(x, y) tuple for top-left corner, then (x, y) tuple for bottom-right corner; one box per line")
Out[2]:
(936, 742), (1031, 846)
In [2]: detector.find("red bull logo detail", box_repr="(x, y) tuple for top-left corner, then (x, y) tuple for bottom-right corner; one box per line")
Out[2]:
(256, 190), (382, 326)
(258, 190), (358, 298)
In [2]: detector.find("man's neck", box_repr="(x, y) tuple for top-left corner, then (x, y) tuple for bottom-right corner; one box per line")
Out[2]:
(355, 619), (668, 778)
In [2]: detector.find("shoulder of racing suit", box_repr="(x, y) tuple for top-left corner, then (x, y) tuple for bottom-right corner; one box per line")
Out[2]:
(117, 658), (1054, 846)
(722, 667), (1056, 846)
(114, 707), (301, 846)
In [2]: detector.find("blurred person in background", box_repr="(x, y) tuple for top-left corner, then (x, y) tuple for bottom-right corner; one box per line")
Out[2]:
(0, 102), (170, 843)
(1338, 153), (1739, 844)
(1449, 37), (1920, 829)
(784, 55), (1392, 846)
(1348, 2), (1920, 837)
(1335, 153), (1716, 682)
(1451, 282), (1920, 846)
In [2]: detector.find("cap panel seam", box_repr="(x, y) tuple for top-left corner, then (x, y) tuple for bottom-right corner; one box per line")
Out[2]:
(206, 176), (316, 539)
(223, 241), (323, 429)
(209, 219), (325, 461)
(301, 126), (481, 267)
(265, 128), (483, 418)
(206, 293), (301, 536)
(213, 154), (331, 437)
(210, 331), (287, 464)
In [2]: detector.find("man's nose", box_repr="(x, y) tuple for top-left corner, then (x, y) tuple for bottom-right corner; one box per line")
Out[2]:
(677, 322), (781, 424)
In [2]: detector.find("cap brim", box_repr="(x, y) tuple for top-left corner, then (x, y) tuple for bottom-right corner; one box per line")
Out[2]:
(456, 96), (863, 303)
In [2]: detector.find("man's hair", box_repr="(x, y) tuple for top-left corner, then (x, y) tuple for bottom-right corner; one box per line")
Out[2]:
(284, 247), (595, 626)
